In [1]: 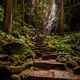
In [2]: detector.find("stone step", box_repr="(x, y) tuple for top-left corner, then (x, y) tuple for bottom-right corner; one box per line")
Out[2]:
(35, 47), (48, 51)
(33, 60), (66, 70)
(35, 44), (46, 47)
(42, 54), (58, 60)
(33, 50), (42, 57)
(33, 50), (40, 53)
(35, 40), (43, 44)
(19, 69), (72, 80)
(42, 51), (57, 54)
(42, 51), (70, 56)
(58, 52), (70, 55)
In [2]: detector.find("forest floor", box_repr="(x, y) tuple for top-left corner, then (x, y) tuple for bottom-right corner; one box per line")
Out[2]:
(17, 34), (80, 80)
(0, 31), (80, 80)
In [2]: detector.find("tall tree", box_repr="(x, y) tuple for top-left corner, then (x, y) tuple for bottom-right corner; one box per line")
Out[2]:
(59, 0), (64, 34)
(20, 0), (25, 27)
(29, 0), (36, 24)
(4, 0), (13, 34)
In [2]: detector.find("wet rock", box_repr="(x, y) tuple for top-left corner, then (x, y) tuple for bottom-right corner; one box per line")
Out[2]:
(36, 44), (46, 47)
(10, 74), (20, 80)
(54, 70), (72, 79)
(42, 51), (56, 54)
(33, 60), (66, 70)
(9, 66), (23, 74)
(58, 52), (70, 55)
(15, 60), (23, 66)
(35, 47), (47, 51)
(73, 66), (80, 75)
(19, 69), (72, 80)
(42, 53), (58, 60)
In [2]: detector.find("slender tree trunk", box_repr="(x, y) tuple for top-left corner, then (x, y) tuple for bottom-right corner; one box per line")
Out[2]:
(20, 0), (24, 27)
(4, 0), (13, 34)
(12, 0), (17, 16)
(59, 0), (64, 34)
(35, 0), (38, 35)
(42, 0), (44, 30)
(29, 0), (36, 24)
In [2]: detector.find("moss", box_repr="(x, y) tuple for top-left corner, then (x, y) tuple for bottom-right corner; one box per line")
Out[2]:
(9, 66), (23, 74)
(9, 54), (21, 61)
(0, 61), (7, 65)
(10, 74), (21, 80)
(56, 55), (67, 63)
(0, 31), (35, 73)
(71, 60), (78, 67)
(0, 31), (35, 59)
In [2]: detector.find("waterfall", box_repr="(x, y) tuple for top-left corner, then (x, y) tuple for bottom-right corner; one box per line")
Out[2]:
(45, 0), (59, 34)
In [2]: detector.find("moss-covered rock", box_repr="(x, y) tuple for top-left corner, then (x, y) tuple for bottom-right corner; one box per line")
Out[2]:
(10, 74), (21, 80)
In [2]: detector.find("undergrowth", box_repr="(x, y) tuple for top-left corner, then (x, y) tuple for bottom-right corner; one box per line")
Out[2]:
(44, 32), (80, 53)
(0, 31), (36, 61)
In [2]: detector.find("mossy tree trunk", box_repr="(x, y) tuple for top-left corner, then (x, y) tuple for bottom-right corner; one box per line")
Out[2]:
(4, 0), (13, 34)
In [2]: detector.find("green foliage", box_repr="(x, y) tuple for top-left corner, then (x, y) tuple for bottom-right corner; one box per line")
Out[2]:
(64, 32), (80, 45)
(0, 5), (4, 21)
(56, 55), (67, 63)
(72, 56), (80, 62)
(25, 0), (50, 28)
(0, 5), (4, 30)
(0, 31), (15, 46)
(45, 32), (80, 53)
(10, 74), (21, 80)
(0, 61), (7, 65)
(44, 35), (72, 52)
(0, 31), (36, 60)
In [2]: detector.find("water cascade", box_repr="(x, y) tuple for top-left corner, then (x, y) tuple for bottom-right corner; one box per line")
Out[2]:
(45, 0), (59, 34)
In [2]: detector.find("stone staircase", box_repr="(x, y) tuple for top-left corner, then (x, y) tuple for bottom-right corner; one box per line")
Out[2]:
(18, 35), (74, 80)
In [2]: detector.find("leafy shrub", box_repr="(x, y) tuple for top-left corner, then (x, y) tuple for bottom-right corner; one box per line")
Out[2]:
(0, 31), (36, 60)
(45, 32), (80, 53)
(0, 5), (4, 21)
(44, 35), (72, 52)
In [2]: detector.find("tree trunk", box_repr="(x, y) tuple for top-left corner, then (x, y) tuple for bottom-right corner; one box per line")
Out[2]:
(20, 0), (24, 27)
(59, 0), (64, 34)
(12, 0), (17, 15)
(4, 0), (13, 34)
